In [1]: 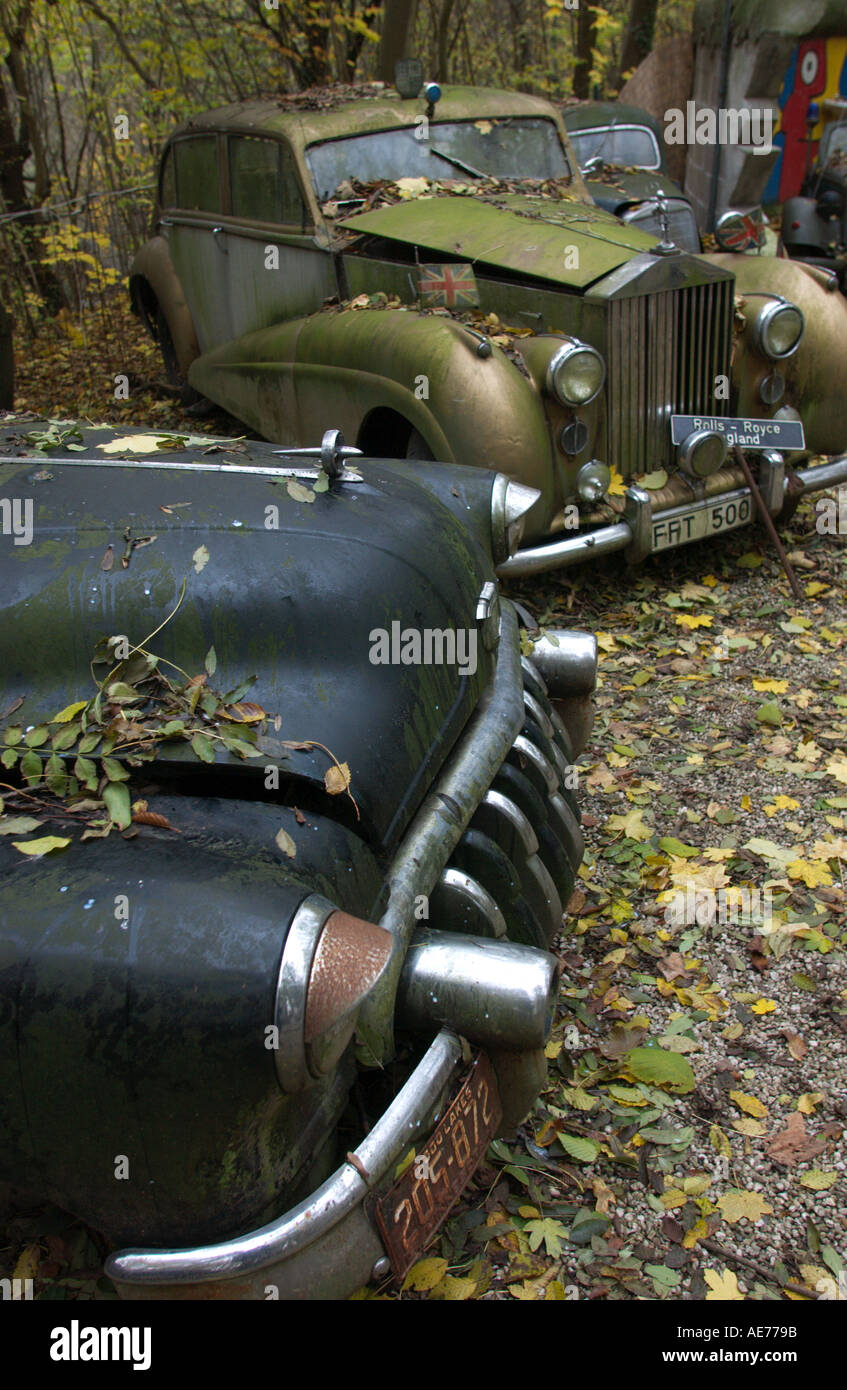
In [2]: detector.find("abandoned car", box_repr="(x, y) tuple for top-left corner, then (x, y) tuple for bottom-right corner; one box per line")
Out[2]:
(780, 99), (847, 289)
(129, 83), (847, 576)
(560, 100), (701, 253)
(0, 420), (596, 1299)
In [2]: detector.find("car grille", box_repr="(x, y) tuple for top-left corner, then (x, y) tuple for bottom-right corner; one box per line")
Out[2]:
(430, 656), (582, 948)
(607, 277), (734, 476)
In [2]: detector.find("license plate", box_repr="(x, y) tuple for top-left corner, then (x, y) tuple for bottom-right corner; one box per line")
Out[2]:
(375, 1052), (502, 1279)
(651, 491), (753, 552)
(670, 414), (806, 451)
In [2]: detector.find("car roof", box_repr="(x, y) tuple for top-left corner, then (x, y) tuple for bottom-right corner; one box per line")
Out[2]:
(560, 101), (664, 139)
(169, 85), (567, 151)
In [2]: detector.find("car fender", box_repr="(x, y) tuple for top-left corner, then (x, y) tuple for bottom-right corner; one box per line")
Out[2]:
(190, 308), (559, 539)
(703, 252), (847, 456)
(130, 235), (200, 376)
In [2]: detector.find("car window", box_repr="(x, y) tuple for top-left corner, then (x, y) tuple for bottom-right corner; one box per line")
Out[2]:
(160, 148), (177, 208)
(569, 124), (661, 171)
(229, 135), (308, 228)
(822, 123), (847, 165)
(306, 118), (570, 200)
(173, 136), (220, 213)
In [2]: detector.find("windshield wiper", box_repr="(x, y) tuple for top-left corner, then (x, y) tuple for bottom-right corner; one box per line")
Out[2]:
(430, 146), (490, 180)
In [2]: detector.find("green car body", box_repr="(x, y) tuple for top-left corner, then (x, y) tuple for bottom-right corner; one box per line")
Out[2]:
(131, 83), (847, 574)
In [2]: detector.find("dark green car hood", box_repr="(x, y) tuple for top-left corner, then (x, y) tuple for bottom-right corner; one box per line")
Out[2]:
(585, 170), (686, 215)
(0, 430), (495, 853)
(340, 189), (658, 288)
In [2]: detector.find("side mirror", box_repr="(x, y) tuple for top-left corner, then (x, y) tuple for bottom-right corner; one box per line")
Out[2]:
(715, 206), (767, 252)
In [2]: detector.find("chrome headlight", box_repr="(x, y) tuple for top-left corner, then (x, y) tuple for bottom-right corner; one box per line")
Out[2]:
(754, 300), (805, 360)
(576, 459), (611, 502)
(546, 340), (606, 407)
(491, 474), (541, 561)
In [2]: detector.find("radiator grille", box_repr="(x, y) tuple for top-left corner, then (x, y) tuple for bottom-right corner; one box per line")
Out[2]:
(607, 278), (734, 476)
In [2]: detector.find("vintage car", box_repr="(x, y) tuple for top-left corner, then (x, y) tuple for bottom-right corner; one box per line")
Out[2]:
(0, 419), (595, 1299)
(780, 100), (847, 289)
(130, 82), (847, 577)
(559, 101), (701, 253)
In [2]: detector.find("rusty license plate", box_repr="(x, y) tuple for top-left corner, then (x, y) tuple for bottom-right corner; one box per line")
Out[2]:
(375, 1051), (502, 1280)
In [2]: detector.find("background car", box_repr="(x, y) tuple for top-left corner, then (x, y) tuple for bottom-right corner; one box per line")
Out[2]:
(0, 421), (596, 1299)
(130, 82), (847, 577)
(560, 100), (701, 253)
(780, 101), (847, 289)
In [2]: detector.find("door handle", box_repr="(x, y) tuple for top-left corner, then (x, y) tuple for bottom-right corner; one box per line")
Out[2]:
(212, 226), (229, 254)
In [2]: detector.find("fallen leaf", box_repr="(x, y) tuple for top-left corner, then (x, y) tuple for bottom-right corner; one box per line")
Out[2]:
(799, 1170), (838, 1191)
(717, 1190), (773, 1224)
(12, 835), (71, 856)
(192, 544), (210, 574)
(324, 761), (351, 796)
(705, 1268), (744, 1300)
(275, 827), (296, 859)
(730, 1091), (768, 1118)
(765, 1111), (826, 1167)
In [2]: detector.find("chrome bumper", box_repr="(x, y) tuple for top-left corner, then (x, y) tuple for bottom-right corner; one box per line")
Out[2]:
(498, 453), (847, 578)
(106, 1030), (465, 1299)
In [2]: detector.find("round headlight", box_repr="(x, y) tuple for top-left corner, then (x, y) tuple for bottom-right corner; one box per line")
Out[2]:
(546, 341), (606, 406)
(678, 429), (728, 478)
(754, 301), (804, 360)
(576, 459), (611, 502)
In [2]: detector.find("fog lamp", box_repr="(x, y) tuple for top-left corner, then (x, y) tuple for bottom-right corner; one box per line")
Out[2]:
(576, 459), (610, 502)
(678, 429), (728, 478)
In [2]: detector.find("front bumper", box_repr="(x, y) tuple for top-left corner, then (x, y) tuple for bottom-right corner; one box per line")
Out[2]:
(499, 452), (847, 578)
(106, 1030), (466, 1300)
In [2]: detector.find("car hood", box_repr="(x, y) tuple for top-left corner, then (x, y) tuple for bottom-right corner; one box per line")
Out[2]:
(584, 171), (685, 214)
(340, 190), (658, 289)
(0, 428), (494, 853)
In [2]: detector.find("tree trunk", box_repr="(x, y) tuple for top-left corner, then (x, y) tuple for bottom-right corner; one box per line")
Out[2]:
(379, 0), (419, 83)
(572, 3), (596, 100)
(617, 0), (658, 87)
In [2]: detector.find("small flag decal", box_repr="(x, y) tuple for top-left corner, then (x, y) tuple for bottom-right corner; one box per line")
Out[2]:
(417, 263), (479, 308)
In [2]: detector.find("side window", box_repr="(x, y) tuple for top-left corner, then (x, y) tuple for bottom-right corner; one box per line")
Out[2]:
(173, 136), (220, 213)
(229, 134), (309, 228)
(230, 136), (282, 222)
(159, 148), (176, 208)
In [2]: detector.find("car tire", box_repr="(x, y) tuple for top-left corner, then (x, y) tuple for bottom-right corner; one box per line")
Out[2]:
(406, 427), (434, 460)
(154, 303), (204, 408)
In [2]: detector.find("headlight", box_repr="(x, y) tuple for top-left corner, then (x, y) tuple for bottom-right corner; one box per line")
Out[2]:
(546, 340), (606, 406)
(754, 300), (804, 360)
(491, 474), (541, 561)
(576, 459), (610, 502)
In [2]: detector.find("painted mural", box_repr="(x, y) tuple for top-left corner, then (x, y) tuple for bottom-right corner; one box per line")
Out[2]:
(763, 35), (847, 203)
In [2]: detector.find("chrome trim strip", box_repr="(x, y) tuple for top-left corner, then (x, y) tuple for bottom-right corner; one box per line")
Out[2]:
(795, 455), (847, 496)
(0, 454), (364, 481)
(273, 894), (335, 1093)
(106, 1030), (464, 1286)
(481, 788), (539, 857)
(512, 735), (558, 794)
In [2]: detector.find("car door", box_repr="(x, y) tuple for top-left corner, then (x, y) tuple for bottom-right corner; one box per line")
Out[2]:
(223, 133), (335, 339)
(163, 134), (233, 352)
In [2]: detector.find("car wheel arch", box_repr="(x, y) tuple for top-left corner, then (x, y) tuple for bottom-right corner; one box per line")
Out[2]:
(129, 236), (200, 379)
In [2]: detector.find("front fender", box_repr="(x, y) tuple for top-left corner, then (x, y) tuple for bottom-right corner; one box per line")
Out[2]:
(703, 252), (847, 456)
(130, 235), (200, 376)
(189, 309), (558, 540)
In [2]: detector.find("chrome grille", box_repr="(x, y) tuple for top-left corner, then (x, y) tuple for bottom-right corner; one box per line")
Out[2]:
(607, 278), (734, 476)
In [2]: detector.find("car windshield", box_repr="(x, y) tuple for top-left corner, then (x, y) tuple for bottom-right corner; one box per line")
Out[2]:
(569, 124), (660, 171)
(306, 118), (570, 200)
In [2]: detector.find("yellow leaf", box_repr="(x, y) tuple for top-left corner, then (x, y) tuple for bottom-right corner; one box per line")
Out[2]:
(799, 1170), (838, 1191)
(595, 631), (618, 652)
(660, 1189), (687, 1209)
(682, 1218), (708, 1249)
(733, 1117), (765, 1137)
(51, 700), (88, 724)
(752, 678), (788, 693)
(12, 1243), (39, 1283)
(741, 794), (753, 811)
(717, 1190), (773, 1223)
(730, 1090), (768, 1118)
(826, 755), (847, 785)
(99, 433), (180, 454)
(402, 1257), (448, 1292)
(797, 1092), (824, 1114)
(682, 1174), (712, 1195)
(274, 828), (296, 859)
(12, 836), (71, 857)
(787, 859), (833, 888)
(192, 544), (210, 574)
(710, 1125), (731, 1158)
(606, 807), (653, 841)
(607, 466), (626, 497)
(751, 999), (777, 1015)
(675, 614), (713, 629)
(705, 1268), (744, 1300)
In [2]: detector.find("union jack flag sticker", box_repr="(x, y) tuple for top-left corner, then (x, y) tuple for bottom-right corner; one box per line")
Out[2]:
(417, 263), (479, 309)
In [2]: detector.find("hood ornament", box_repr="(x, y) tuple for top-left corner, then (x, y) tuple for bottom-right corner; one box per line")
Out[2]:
(276, 428), (363, 480)
(652, 189), (678, 256)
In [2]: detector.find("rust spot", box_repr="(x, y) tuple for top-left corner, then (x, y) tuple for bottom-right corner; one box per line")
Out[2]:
(304, 910), (391, 1042)
(345, 1151), (371, 1184)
